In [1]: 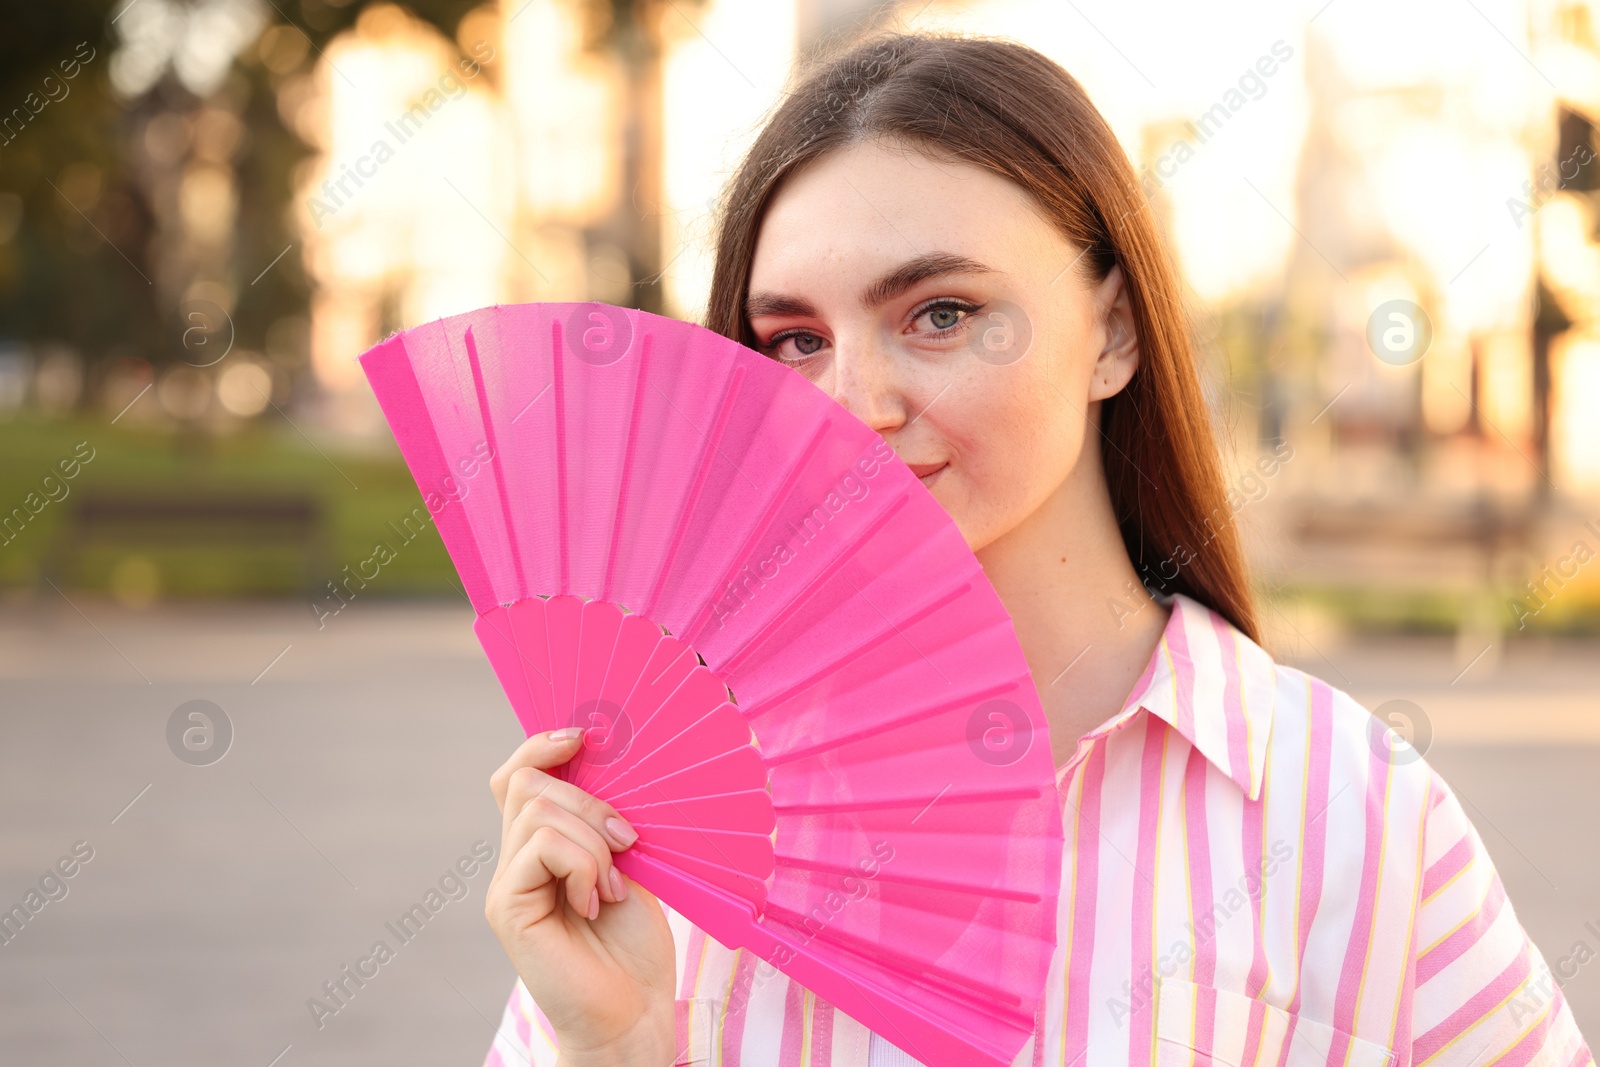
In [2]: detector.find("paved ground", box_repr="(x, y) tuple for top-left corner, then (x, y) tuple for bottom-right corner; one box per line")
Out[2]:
(0, 598), (1595, 1065)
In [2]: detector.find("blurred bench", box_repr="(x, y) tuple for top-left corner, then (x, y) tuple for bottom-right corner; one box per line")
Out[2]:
(1287, 497), (1539, 588)
(46, 492), (331, 594)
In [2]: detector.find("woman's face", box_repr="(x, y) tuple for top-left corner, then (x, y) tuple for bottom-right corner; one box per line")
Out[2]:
(746, 137), (1139, 552)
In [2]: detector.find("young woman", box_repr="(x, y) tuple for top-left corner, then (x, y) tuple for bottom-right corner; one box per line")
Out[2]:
(480, 32), (1593, 1067)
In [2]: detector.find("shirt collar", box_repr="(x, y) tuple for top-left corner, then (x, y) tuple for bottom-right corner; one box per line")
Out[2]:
(1062, 591), (1277, 801)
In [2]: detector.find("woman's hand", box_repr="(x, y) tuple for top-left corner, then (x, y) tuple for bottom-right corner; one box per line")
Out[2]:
(484, 729), (676, 1066)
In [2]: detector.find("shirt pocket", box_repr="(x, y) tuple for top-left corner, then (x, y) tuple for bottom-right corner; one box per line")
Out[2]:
(675, 996), (725, 1066)
(1154, 977), (1396, 1067)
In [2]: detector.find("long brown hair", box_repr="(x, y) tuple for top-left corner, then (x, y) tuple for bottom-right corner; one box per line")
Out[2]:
(702, 31), (1261, 645)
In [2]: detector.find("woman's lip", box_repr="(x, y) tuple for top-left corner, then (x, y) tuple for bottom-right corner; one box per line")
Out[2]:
(909, 462), (947, 484)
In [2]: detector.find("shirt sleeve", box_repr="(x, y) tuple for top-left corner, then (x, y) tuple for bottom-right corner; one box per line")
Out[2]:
(483, 977), (559, 1067)
(480, 973), (724, 1066)
(1409, 767), (1593, 1067)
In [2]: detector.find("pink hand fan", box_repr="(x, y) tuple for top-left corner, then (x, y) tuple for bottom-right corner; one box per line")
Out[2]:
(358, 302), (1063, 1067)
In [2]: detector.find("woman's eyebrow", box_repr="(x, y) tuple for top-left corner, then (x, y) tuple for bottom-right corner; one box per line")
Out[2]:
(744, 251), (997, 320)
(859, 251), (996, 309)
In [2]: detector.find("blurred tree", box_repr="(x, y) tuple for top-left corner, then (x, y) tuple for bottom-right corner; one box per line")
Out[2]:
(0, 1), (160, 390)
(572, 0), (706, 316)
(0, 0), (481, 414)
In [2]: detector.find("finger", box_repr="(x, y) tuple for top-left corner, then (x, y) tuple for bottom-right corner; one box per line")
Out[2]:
(489, 728), (587, 812)
(502, 763), (639, 854)
(502, 823), (602, 920)
(505, 796), (623, 903)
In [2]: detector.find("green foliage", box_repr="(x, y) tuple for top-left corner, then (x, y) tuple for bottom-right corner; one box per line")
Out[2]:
(0, 413), (458, 599)
(0, 0), (482, 395)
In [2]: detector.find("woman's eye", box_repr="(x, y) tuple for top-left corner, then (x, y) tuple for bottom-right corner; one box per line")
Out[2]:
(766, 331), (826, 361)
(913, 300), (980, 336)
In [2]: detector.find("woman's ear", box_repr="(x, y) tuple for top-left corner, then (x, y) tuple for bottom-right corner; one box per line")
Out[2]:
(1088, 264), (1140, 401)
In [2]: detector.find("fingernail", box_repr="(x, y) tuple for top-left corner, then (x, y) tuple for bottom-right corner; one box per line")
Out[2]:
(587, 887), (600, 920)
(605, 816), (638, 847)
(549, 727), (584, 742)
(609, 867), (626, 901)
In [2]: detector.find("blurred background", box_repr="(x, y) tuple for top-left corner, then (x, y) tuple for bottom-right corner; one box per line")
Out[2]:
(2, 0), (1597, 1063)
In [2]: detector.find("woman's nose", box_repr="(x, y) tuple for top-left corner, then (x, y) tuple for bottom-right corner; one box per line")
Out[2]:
(827, 335), (905, 435)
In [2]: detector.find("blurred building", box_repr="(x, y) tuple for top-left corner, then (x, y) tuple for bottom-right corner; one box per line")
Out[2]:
(255, 0), (1600, 631)
(294, 0), (805, 431)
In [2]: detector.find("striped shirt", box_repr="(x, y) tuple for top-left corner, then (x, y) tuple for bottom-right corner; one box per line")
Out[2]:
(484, 591), (1593, 1067)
